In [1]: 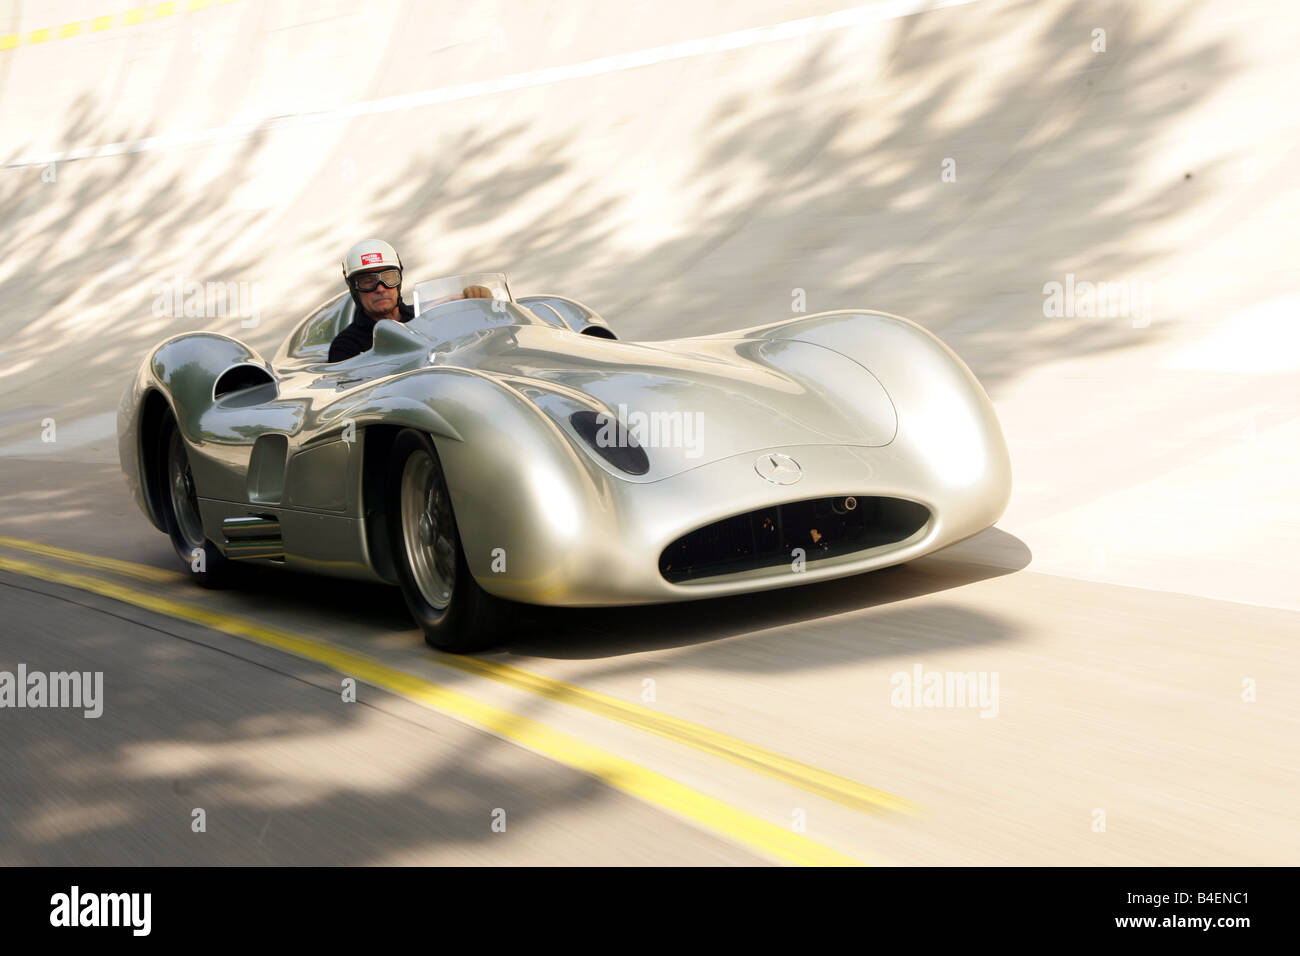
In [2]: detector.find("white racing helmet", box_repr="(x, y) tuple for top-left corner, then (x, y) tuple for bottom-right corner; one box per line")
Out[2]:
(341, 239), (403, 281)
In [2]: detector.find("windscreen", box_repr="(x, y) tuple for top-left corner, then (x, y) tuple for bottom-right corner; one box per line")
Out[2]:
(411, 273), (513, 317)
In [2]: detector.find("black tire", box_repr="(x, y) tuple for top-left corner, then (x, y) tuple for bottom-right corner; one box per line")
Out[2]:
(157, 408), (231, 588)
(385, 429), (511, 653)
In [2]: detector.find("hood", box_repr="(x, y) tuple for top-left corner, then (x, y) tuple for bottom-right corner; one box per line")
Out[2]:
(465, 326), (897, 481)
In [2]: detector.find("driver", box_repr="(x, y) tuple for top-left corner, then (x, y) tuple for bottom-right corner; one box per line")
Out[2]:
(328, 239), (493, 362)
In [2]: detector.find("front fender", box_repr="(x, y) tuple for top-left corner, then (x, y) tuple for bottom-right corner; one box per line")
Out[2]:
(746, 310), (1012, 539)
(117, 367), (164, 531)
(148, 333), (271, 440)
(117, 333), (271, 530)
(334, 367), (620, 598)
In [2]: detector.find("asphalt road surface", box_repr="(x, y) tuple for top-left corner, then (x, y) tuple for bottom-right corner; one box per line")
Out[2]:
(1, 0), (1297, 865)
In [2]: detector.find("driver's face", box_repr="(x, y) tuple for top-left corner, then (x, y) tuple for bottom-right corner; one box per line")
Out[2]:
(356, 271), (399, 317)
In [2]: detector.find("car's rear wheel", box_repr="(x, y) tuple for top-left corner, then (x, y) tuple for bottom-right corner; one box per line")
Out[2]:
(386, 429), (509, 653)
(157, 408), (230, 587)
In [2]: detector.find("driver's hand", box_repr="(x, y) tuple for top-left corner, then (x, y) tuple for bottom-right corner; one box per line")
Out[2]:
(462, 285), (494, 299)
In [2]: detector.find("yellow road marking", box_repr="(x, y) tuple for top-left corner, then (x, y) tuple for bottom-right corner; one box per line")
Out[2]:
(0, 536), (185, 585)
(1, 0), (236, 50)
(0, 534), (914, 816)
(0, 553), (864, 866)
(443, 654), (914, 815)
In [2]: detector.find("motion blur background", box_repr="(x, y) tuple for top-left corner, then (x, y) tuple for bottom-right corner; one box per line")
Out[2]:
(0, 0), (1296, 865)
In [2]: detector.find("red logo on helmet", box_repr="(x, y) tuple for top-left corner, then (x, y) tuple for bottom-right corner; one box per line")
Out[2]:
(360, 252), (384, 265)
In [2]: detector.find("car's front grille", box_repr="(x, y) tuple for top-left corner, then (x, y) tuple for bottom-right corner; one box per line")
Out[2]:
(658, 495), (930, 583)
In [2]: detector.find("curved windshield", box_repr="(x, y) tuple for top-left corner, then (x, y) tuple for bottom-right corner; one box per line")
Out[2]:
(411, 272), (513, 317)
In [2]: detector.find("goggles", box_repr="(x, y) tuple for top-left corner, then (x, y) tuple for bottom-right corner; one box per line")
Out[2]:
(352, 269), (402, 292)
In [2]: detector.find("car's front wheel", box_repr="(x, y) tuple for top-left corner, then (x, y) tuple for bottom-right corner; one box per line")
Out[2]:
(157, 408), (230, 587)
(385, 429), (509, 653)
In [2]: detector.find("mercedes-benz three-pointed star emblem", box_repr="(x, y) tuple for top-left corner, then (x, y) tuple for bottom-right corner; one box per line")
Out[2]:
(754, 453), (802, 485)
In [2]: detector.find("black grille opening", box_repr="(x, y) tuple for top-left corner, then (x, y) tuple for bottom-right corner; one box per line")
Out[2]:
(659, 495), (930, 583)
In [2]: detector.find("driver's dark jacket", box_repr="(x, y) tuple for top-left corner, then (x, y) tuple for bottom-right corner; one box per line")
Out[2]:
(328, 299), (415, 363)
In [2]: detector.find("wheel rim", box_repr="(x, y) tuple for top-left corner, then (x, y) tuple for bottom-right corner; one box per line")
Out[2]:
(400, 449), (457, 610)
(167, 427), (205, 553)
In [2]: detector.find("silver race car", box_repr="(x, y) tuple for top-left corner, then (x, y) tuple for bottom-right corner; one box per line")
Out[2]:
(118, 272), (1012, 651)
